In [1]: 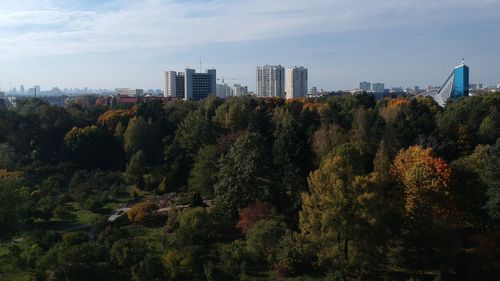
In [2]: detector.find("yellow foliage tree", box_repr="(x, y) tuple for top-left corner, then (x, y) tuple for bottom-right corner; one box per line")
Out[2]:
(299, 145), (388, 270)
(390, 145), (452, 219)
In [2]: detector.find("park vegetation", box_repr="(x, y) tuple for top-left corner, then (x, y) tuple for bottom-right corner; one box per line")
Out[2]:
(0, 93), (499, 280)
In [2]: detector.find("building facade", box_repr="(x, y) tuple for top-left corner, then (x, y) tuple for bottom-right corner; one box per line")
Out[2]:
(372, 83), (385, 93)
(164, 69), (216, 101)
(359, 81), (371, 92)
(233, 84), (248, 96)
(256, 65), (285, 98)
(420, 61), (470, 107)
(216, 83), (234, 99)
(285, 66), (308, 99)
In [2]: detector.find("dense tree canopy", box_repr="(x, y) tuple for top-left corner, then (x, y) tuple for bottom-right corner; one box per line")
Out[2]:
(0, 93), (499, 280)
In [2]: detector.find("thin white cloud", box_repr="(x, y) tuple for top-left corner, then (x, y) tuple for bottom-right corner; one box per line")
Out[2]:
(0, 0), (498, 58)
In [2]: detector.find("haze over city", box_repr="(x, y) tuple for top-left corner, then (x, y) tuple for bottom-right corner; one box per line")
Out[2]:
(0, 0), (499, 90)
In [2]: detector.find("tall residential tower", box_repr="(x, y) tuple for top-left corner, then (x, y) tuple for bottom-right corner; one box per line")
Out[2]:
(256, 65), (285, 98)
(285, 66), (308, 99)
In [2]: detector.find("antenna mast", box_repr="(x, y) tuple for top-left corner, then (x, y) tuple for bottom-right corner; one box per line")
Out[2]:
(199, 57), (202, 72)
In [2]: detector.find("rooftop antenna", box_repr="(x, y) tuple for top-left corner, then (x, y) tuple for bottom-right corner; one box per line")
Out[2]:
(199, 57), (202, 72)
(461, 58), (465, 65)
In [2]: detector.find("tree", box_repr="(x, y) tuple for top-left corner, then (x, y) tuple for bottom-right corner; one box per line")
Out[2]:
(478, 115), (498, 144)
(238, 203), (273, 235)
(213, 98), (251, 132)
(214, 132), (272, 216)
(246, 217), (287, 263)
(272, 108), (316, 220)
(482, 139), (500, 221)
(175, 109), (215, 158)
(391, 146), (458, 271)
(124, 116), (150, 157)
(299, 145), (364, 266)
(125, 151), (147, 189)
(312, 124), (347, 163)
(390, 145), (452, 219)
(63, 125), (123, 170)
(450, 144), (491, 226)
(373, 140), (392, 182)
(127, 201), (157, 225)
(0, 142), (19, 170)
(299, 144), (390, 275)
(97, 109), (133, 132)
(188, 145), (219, 197)
(0, 170), (28, 240)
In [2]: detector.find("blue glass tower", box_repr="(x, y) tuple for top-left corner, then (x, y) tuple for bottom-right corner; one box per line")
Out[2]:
(427, 60), (470, 107)
(452, 63), (469, 98)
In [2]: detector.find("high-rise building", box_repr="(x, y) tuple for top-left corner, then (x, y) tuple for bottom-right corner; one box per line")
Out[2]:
(310, 87), (318, 95)
(285, 66), (308, 100)
(34, 85), (41, 96)
(216, 83), (233, 99)
(256, 65), (285, 98)
(233, 84), (248, 96)
(164, 69), (216, 101)
(20, 85), (25, 94)
(497, 84), (500, 89)
(164, 71), (177, 98)
(359, 81), (371, 91)
(421, 60), (469, 107)
(372, 83), (385, 93)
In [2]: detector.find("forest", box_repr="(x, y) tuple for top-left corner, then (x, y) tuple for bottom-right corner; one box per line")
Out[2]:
(0, 93), (499, 281)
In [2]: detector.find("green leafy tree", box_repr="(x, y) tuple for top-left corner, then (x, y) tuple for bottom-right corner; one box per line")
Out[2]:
(63, 125), (123, 170)
(0, 171), (28, 240)
(215, 132), (272, 216)
(188, 145), (219, 197)
(482, 139), (500, 221)
(126, 150), (147, 190)
(246, 217), (287, 264)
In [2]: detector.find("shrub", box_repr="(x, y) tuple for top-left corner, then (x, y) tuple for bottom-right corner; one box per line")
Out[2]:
(127, 201), (157, 225)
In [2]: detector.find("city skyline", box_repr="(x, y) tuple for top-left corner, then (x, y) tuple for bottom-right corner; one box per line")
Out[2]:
(0, 0), (499, 91)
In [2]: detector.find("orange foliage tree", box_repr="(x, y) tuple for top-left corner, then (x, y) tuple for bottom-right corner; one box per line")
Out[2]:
(390, 145), (453, 219)
(97, 109), (134, 131)
(387, 98), (410, 108)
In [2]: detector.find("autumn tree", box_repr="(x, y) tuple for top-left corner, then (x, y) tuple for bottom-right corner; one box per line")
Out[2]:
(127, 201), (158, 225)
(390, 145), (452, 219)
(390, 145), (458, 271)
(300, 145), (384, 266)
(238, 203), (273, 235)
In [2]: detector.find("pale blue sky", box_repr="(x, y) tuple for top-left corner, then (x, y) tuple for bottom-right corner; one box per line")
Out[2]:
(0, 0), (499, 91)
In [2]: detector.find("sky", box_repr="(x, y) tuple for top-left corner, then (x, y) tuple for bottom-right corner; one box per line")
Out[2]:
(0, 0), (499, 91)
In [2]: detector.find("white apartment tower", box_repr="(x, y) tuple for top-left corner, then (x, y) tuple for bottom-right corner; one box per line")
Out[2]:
(285, 66), (308, 99)
(256, 65), (285, 98)
(164, 71), (177, 98)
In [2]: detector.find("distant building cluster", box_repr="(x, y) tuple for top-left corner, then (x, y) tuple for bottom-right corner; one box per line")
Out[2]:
(256, 65), (308, 99)
(358, 81), (385, 93)
(3, 59), (500, 107)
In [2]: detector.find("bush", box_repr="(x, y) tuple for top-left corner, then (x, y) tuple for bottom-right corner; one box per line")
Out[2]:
(237, 202), (272, 235)
(127, 201), (158, 225)
(246, 217), (287, 265)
